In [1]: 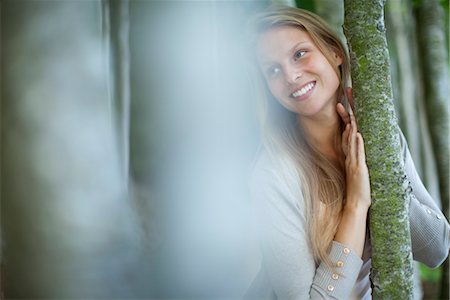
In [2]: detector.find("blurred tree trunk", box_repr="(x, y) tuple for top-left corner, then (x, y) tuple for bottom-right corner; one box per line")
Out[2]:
(343, 0), (414, 299)
(106, 0), (131, 187)
(386, 2), (444, 298)
(1, 0), (138, 297)
(313, 0), (345, 43)
(386, 1), (424, 181)
(414, 0), (450, 299)
(272, 0), (296, 7)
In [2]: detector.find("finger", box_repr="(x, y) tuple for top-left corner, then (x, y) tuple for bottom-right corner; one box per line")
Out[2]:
(342, 123), (350, 155)
(357, 132), (366, 164)
(336, 103), (350, 124)
(350, 113), (358, 132)
(342, 123), (350, 142)
(349, 120), (357, 163)
(346, 87), (355, 113)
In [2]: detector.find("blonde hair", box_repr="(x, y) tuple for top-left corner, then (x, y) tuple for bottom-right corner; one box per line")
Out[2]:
(246, 5), (351, 268)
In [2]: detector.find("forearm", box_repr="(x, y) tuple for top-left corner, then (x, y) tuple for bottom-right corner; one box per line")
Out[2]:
(397, 128), (450, 267)
(333, 206), (368, 258)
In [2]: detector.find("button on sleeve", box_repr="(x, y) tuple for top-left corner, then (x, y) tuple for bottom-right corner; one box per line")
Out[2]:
(311, 241), (363, 299)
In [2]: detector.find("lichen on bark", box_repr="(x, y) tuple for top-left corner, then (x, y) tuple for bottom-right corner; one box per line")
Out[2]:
(343, 0), (414, 298)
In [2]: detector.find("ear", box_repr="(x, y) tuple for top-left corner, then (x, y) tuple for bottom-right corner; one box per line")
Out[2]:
(334, 52), (343, 66)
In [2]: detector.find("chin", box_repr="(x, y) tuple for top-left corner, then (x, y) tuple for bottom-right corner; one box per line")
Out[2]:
(298, 101), (333, 118)
(296, 107), (322, 118)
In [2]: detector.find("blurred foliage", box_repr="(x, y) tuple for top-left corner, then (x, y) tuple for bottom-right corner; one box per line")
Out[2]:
(295, 0), (315, 12)
(420, 263), (443, 299)
(420, 264), (442, 283)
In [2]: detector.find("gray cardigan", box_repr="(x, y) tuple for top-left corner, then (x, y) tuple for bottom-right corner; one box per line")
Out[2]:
(245, 130), (450, 300)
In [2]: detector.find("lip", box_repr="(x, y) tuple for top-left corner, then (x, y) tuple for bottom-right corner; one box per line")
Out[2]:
(290, 81), (316, 102)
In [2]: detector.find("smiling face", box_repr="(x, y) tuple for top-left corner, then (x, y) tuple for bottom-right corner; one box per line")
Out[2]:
(256, 25), (342, 119)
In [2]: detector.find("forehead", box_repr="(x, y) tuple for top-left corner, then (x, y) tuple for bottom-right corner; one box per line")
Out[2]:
(256, 25), (314, 64)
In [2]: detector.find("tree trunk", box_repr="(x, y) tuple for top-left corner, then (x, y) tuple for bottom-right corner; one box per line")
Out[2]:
(1, 1), (137, 297)
(106, 0), (131, 188)
(414, 0), (450, 298)
(343, 0), (414, 299)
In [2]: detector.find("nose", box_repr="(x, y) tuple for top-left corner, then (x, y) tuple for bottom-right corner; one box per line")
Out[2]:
(284, 64), (302, 85)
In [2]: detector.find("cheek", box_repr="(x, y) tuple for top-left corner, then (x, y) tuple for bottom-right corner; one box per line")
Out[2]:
(266, 80), (293, 110)
(306, 57), (329, 75)
(267, 79), (284, 98)
(326, 68), (341, 88)
(301, 56), (318, 71)
(318, 60), (338, 81)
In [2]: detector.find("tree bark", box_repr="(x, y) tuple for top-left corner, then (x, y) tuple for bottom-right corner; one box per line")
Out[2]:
(343, 0), (414, 298)
(414, 0), (450, 298)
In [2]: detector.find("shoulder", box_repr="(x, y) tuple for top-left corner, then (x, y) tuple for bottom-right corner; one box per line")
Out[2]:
(250, 146), (298, 189)
(249, 146), (304, 213)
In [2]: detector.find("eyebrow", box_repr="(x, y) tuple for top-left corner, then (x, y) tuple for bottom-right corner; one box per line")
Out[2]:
(260, 41), (311, 67)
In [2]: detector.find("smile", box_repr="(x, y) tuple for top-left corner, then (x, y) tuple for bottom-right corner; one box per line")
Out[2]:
(291, 81), (316, 98)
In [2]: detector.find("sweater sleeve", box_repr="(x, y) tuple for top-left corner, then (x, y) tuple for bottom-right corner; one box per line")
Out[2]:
(250, 153), (363, 300)
(399, 130), (450, 268)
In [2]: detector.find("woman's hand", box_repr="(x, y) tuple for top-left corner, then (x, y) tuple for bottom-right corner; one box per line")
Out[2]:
(343, 115), (371, 212)
(337, 87), (354, 157)
(334, 116), (371, 257)
(337, 88), (371, 212)
(336, 87), (355, 127)
(333, 88), (371, 257)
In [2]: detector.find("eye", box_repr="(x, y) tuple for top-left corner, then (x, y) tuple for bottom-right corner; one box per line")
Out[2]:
(294, 50), (306, 60)
(265, 66), (281, 78)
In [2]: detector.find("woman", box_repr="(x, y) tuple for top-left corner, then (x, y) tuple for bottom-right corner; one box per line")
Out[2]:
(245, 5), (450, 300)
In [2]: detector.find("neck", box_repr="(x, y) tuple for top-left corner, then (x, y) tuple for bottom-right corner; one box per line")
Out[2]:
(297, 106), (342, 161)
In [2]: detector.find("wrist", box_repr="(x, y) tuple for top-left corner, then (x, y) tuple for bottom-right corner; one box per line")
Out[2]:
(343, 201), (370, 215)
(335, 204), (368, 258)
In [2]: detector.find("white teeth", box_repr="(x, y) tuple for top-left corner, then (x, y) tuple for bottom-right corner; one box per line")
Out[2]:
(292, 82), (315, 97)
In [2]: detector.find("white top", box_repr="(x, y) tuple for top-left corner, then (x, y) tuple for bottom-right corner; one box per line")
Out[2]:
(245, 129), (450, 299)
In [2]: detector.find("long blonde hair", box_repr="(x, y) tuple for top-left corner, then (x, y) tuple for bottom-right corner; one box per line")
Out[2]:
(247, 5), (351, 267)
